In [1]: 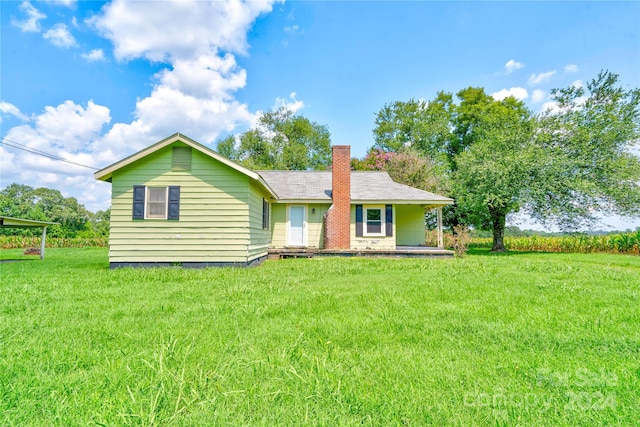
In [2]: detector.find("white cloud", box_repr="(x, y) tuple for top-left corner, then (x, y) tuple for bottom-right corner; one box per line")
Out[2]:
(273, 92), (304, 113)
(3, 1), (280, 212)
(89, 0), (277, 61)
(491, 87), (528, 101)
(284, 25), (302, 35)
(531, 89), (546, 104)
(11, 1), (46, 32)
(43, 23), (78, 48)
(528, 70), (556, 85)
(540, 101), (561, 115)
(1, 100), (112, 211)
(155, 54), (246, 99)
(540, 95), (587, 115)
(81, 49), (106, 62)
(504, 59), (524, 75)
(31, 101), (111, 151)
(46, 0), (77, 6)
(83, 0), (280, 151)
(0, 102), (29, 122)
(564, 64), (579, 73)
(571, 80), (583, 89)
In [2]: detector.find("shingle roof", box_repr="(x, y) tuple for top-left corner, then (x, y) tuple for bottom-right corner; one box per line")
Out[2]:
(257, 170), (453, 204)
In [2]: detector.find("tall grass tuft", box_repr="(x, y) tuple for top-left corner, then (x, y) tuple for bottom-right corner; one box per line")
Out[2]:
(452, 225), (470, 257)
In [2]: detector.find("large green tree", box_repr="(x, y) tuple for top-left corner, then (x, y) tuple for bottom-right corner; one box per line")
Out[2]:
(529, 71), (640, 230)
(452, 96), (536, 251)
(217, 108), (332, 170)
(373, 95), (452, 164)
(372, 70), (640, 251)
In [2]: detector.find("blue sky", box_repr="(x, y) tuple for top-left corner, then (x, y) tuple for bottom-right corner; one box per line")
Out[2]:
(1, 1), (639, 230)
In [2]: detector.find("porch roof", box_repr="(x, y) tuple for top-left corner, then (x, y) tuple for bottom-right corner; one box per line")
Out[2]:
(0, 216), (57, 227)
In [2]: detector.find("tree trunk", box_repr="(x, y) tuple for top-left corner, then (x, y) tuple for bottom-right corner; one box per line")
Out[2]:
(490, 207), (507, 252)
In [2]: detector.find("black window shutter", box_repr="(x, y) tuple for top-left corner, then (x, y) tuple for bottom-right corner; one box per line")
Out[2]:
(132, 185), (145, 219)
(262, 198), (269, 229)
(167, 186), (180, 220)
(385, 205), (393, 237)
(355, 204), (363, 237)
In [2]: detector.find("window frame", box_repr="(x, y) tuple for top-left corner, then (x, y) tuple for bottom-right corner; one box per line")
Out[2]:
(364, 205), (385, 236)
(145, 186), (168, 219)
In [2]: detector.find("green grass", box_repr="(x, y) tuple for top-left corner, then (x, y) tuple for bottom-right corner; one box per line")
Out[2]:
(1, 248), (639, 426)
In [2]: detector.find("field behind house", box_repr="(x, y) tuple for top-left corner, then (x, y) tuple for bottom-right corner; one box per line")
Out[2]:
(1, 248), (639, 426)
(3, 229), (640, 255)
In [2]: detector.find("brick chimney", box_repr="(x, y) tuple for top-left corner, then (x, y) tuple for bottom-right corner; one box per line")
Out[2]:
(324, 145), (351, 249)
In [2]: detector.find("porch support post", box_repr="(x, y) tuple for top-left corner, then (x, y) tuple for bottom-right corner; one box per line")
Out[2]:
(40, 226), (47, 260)
(436, 207), (443, 249)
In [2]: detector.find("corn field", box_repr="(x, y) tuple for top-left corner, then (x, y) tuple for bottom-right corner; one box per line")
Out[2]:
(2, 232), (639, 255)
(0, 236), (108, 249)
(469, 231), (640, 255)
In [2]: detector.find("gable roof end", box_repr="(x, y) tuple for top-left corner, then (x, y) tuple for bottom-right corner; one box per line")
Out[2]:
(93, 133), (277, 198)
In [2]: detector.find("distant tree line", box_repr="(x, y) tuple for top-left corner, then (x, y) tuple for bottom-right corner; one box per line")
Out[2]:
(0, 183), (109, 238)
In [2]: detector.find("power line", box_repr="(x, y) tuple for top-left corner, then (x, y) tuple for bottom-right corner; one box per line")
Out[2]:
(0, 136), (99, 171)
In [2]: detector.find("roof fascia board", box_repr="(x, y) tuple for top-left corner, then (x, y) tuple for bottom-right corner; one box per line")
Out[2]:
(274, 199), (453, 205)
(352, 199), (454, 205)
(274, 199), (332, 204)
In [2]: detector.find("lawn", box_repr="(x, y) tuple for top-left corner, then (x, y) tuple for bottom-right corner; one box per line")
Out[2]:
(1, 248), (639, 426)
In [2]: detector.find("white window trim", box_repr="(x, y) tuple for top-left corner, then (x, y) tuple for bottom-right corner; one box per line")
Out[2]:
(145, 186), (168, 219)
(364, 205), (385, 236)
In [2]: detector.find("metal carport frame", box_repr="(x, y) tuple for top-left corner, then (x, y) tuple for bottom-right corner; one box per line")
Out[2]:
(0, 216), (58, 259)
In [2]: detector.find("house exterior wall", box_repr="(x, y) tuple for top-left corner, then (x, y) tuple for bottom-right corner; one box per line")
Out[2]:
(270, 203), (330, 249)
(307, 204), (330, 248)
(247, 181), (272, 261)
(350, 205), (396, 250)
(270, 204), (287, 248)
(109, 144), (257, 264)
(396, 205), (426, 246)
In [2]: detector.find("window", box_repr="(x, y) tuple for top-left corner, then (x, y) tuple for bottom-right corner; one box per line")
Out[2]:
(147, 187), (167, 218)
(356, 204), (393, 237)
(132, 185), (180, 220)
(262, 198), (270, 229)
(364, 207), (384, 236)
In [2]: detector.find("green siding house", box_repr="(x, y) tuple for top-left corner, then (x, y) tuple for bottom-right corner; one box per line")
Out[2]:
(95, 133), (453, 268)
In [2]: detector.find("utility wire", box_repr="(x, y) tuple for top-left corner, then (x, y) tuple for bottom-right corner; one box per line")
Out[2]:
(0, 136), (99, 170)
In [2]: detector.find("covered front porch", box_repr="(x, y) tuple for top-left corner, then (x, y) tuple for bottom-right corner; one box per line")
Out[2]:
(395, 205), (446, 249)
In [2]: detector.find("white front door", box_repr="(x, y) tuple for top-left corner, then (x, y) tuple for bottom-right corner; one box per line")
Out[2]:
(288, 205), (306, 246)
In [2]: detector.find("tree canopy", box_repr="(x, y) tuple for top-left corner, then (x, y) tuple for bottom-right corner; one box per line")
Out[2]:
(371, 70), (640, 251)
(0, 183), (109, 238)
(217, 108), (332, 170)
(351, 148), (447, 195)
(530, 71), (640, 230)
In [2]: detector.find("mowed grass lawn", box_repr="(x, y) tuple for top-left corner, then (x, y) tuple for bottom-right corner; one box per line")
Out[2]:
(1, 249), (639, 426)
